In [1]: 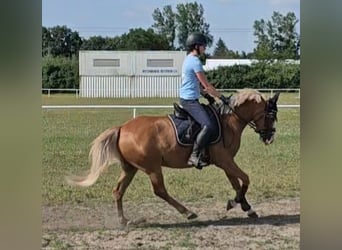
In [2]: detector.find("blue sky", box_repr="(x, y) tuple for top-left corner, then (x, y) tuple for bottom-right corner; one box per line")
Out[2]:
(42, 0), (300, 53)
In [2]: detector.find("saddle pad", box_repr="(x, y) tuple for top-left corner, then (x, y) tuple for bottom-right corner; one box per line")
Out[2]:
(168, 105), (221, 146)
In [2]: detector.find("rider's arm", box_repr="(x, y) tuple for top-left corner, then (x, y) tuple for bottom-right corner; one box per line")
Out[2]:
(195, 71), (222, 98)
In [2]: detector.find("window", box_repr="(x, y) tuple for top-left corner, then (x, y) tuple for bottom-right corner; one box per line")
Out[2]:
(93, 59), (120, 67)
(147, 59), (173, 67)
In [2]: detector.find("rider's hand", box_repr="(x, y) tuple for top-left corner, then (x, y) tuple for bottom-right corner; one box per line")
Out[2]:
(220, 95), (229, 105)
(203, 93), (215, 104)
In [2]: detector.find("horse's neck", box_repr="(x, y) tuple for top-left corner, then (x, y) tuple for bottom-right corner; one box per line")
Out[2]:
(223, 109), (250, 132)
(236, 103), (256, 121)
(221, 114), (247, 154)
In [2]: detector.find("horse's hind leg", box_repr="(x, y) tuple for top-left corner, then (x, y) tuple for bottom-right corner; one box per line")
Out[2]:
(112, 163), (137, 226)
(148, 169), (198, 220)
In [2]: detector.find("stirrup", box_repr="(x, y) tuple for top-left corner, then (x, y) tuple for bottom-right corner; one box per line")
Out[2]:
(187, 155), (208, 170)
(195, 159), (209, 170)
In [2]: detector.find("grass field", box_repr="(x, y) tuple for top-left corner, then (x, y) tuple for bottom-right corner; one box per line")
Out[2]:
(42, 93), (300, 206)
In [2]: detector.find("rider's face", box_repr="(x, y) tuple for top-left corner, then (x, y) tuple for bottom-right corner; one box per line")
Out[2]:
(199, 44), (206, 54)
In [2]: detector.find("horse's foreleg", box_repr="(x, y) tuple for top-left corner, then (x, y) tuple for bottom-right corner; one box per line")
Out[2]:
(148, 170), (198, 220)
(112, 164), (137, 226)
(224, 174), (241, 210)
(222, 163), (258, 218)
(239, 184), (258, 218)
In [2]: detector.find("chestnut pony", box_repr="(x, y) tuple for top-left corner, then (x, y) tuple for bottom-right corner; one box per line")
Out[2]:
(66, 89), (280, 225)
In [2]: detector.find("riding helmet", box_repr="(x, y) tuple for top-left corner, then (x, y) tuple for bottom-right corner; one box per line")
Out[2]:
(185, 32), (207, 48)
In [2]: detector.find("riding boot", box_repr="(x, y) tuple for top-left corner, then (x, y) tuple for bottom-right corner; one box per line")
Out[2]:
(187, 126), (212, 169)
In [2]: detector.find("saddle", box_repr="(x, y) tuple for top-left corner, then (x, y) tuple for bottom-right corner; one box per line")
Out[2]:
(168, 103), (222, 147)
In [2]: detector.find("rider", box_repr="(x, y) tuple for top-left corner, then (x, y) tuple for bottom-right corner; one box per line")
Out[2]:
(179, 32), (227, 168)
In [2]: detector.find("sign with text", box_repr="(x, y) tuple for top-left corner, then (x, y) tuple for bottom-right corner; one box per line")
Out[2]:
(141, 67), (179, 75)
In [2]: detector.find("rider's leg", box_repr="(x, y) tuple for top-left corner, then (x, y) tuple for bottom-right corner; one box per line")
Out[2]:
(187, 125), (212, 168)
(179, 99), (214, 168)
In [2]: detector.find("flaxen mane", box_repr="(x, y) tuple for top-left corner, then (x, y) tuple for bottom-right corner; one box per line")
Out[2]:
(232, 89), (265, 107)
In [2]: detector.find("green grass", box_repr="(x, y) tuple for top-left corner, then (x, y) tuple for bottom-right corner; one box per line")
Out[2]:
(42, 94), (300, 205)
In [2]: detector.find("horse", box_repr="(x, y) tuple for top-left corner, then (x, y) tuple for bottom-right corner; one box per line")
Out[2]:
(66, 89), (280, 226)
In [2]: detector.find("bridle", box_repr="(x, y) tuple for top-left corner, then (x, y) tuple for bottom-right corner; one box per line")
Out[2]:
(223, 98), (278, 139)
(254, 101), (278, 139)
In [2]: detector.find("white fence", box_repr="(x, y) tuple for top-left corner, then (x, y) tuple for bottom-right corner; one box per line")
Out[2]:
(42, 88), (300, 98)
(42, 104), (300, 118)
(42, 88), (80, 97)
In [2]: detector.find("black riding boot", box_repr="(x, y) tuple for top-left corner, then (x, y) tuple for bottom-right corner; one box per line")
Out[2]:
(187, 126), (212, 169)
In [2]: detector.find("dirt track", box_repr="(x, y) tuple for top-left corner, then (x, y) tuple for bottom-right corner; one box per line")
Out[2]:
(42, 198), (300, 249)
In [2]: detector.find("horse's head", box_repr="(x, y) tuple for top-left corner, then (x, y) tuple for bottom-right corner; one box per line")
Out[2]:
(224, 90), (279, 145)
(254, 92), (279, 144)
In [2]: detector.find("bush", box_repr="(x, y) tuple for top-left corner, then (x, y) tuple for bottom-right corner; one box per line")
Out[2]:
(42, 55), (79, 89)
(206, 61), (300, 89)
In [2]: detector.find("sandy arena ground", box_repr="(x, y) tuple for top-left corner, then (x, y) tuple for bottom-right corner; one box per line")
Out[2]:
(42, 198), (299, 249)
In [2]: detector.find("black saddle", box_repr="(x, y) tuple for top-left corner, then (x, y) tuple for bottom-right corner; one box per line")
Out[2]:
(173, 103), (190, 120)
(168, 103), (221, 146)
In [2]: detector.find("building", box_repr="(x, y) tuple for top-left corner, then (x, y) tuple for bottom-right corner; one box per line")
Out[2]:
(203, 59), (257, 71)
(79, 50), (186, 98)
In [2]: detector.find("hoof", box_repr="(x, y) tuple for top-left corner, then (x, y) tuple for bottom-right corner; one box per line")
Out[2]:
(226, 199), (237, 211)
(131, 218), (146, 225)
(247, 211), (259, 218)
(119, 219), (132, 229)
(184, 211), (198, 220)
(119, 218), (130, 227)
(116, 220), (130, 230)
(121, 217), (146, 226)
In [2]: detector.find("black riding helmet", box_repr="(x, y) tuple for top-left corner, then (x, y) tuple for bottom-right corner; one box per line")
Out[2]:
(186, 32), (207, 49)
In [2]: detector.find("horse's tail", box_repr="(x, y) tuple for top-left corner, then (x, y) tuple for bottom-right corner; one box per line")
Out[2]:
(66, 126), (122, 187)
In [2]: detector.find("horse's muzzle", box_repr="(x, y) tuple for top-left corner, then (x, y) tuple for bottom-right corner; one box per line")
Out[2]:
(263, 137), (274, 145)
(258, 129), (275, 145)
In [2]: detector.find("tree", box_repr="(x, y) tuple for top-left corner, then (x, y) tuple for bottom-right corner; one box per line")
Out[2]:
(151, 2), (213, 50)
(253, 11), (300, 60)
(212, 38), (228, 58)
(117, 28), (170, 50)
(42, 25), (82, 58)
(176, 2), (213, 50)
(240, 51), (248, 59)
(42, 26), (51, 56)
(152, 5), (176, 49)
(212, 38), (240, 58)
(80, 36), (120, 50)
(81, 36), (107, 50)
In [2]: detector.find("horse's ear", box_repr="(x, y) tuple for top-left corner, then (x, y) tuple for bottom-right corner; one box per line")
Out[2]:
(271, 92), (280, 103)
